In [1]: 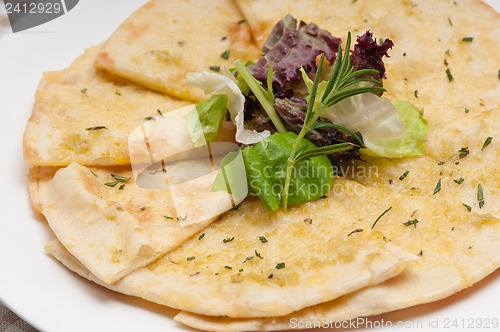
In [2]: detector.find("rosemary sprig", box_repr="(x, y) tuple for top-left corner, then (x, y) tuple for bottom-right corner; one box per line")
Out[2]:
(282, 32), (385, 211)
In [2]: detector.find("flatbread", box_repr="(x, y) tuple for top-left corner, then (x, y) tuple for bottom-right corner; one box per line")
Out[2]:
(346, 108), (500, 216)
(236, 0), (500, 126)
(23, 44), (192, 166)
(174, 178), (500, 330)
(43, 188), (417, 318)
(23, 44), (237, 167)
(94, 0), (261, 102)
(35, 161), (237, 284)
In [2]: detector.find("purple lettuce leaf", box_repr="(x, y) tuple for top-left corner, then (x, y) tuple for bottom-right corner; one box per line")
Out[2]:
(248, 14), (341, 88)
(350, 31), (394, 82)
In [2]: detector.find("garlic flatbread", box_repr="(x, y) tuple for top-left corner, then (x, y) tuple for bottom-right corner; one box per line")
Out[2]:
(44, 190), (417, 318)
(174, 178), (500, 331)
(35, 161), (236, 284)
(94, 0), (261, 102)
(236, 0), (500, 126)
(23, 44), (192, 167)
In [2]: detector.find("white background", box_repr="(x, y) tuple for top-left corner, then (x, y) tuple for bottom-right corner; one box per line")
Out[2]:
(0, 0), (499, 331)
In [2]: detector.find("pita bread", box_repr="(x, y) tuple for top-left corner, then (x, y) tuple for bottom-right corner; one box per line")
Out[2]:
(43, 189), (417, 317)
(94, 0), (261, 102)
(22, 44), (191, 167)
(346, 108), (500, 216)
(174, 178), (500, 330)
(236, 0), (500, 126)
(35, 161), (237, 284)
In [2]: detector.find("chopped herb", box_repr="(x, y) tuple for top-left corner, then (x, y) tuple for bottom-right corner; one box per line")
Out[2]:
(481, 137), (493, 150)
(455, 161), (460, 165)
(437, 161), (444, 165)
(104, 181), (118, 187)
(348, 228), (363, 236)
(118, 184), (125, 190)
(433, 178), (442, 195)
(320, 194), (328, 199)
(230, 204), (241, 211)
(239, 269), (244, 272)
(111, 174), (130, 182)
(187, 256), (195, 261)
(448, 17), (453, 26)
(399, 171), (410, 181)
(144, 117), (155, 121)
(86, 126), (107, 131)
(445, 49), (451, 56)
(115, 90), (122, 96)
(372, 206), (392, 229)
(164, 216), (174, 219)
(223, 237), (234, 243)
(81, 88), (87, 94)
(454, 178), (464, 184)
(238, 19), (246, 24)
(243, 256), (254, 263)
(220, 50), (230, 60)
(198, 233), (205, 240)
(276, 262), (285, 269)
(224, 266), (232, 270)
(465, 108), (470, 113)
(444, 59), (448, 66)
(463, 203), (472, 212)
(177, 215), (188, 221)
(440, 171), (443, 176)
(459, 147), (469, 158)
(479, 200), (485, 208)
(403, 219), (419, 228)
(157, 109), (163, 116)
(414, 90), (418, 98)
(446, 68), (453, 82)
(477, 183), (484, 201)
(498, 69), (500, 80)
(461, 37), (473, 42)
(259, 236), (268, 243)
(255, 250), (263, 259)
(209, 66), (220, 72)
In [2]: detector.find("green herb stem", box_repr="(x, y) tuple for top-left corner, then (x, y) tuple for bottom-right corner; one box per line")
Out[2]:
(234, 60), (287, 133)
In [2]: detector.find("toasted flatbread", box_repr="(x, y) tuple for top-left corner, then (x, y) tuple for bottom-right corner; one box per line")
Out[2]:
(23, 44), (191, 166)
(43, 188), (417, 317)
(34, 161), (238, 284)
(174, 178), (500, 330)
(236, 0), (500, 126)
(346, 108), (500, 216)
(94, 0), (261, 102)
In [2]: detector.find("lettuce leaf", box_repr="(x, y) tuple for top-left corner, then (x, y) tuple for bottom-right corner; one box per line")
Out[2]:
(187, 69), (271, 144)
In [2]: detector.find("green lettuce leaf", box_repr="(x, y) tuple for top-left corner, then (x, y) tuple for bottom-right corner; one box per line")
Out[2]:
(186, 94), (228, 146)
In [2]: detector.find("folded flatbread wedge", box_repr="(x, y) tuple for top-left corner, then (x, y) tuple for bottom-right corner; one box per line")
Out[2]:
(94, 0), (261, 102)
(34, 160), (238, 284)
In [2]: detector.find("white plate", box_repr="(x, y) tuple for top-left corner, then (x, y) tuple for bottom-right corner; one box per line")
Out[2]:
(0, 1), (499, 331)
